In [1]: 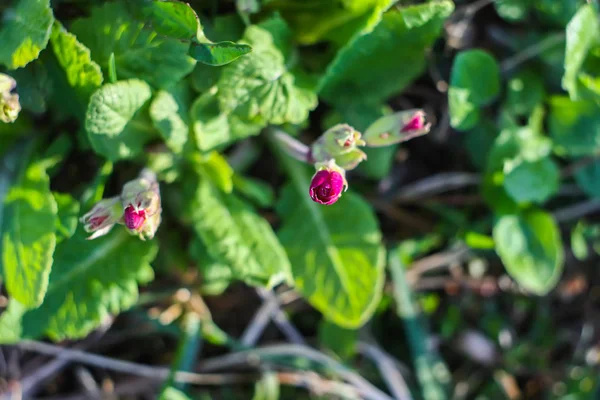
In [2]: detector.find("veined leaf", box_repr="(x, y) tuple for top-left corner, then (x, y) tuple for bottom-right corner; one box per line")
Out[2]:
(187, 177), (291, 288)
(276, 153), (385, 328)
(2, 152), (58, 309)
(50, 22), (103, 105)
(217, 17), (318, 127)
(319, 1), (454, 106)
(150, 85), (191, 153)
(189, 238), (233, 295)
(71, 2), (195, 88)
(85, 79), (155, 161)
(0, 0), (54, 69)
(189, 42), (252, 66)
(493, 210), (564, 295)
(1, 229), (157, 341)
(135, 0), (201, 40)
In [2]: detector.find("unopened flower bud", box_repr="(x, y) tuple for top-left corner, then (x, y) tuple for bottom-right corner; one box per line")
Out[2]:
(0, 73), (20, 123)
(120, 169), (161, 239)
(311, 124), (367, 170)
(80, 196), (122, 240)
(401, 111), (427, 133)
(309, 161), (347, 206)
(363, 109), (431, 147)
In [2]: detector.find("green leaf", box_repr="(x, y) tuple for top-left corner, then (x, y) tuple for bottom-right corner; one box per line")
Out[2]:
(276, 154), (385, 328)
(160, 387), (193, 400)
(85, 79), (155, 161)
(150, 86), (190, 153)
(503, 158), (560, 204)
(49, 22), (103, 103)
(253, 372), (280, 400)
(494, 0), (531, 22)
(232, 175), (275, 208)
(190, 63), (221, 93)
(190, 42), (253, 66)
(505, 69), (545, 117)
(192, 151), (234, 194)
(0, 0), (54, 69)
(548, 96), (600, 156)
(449, 49), (501, 131)
(10, 229), (157, 340)
(187, 177), (291, 288)
(266, 0), (396, 45)
(575, 160), (600, 198)
(2, 154), (58, 309)
(53, 192), (80, 243)
(136, 0), (200, 40)
(320, 1), (454, 106)
(71, 2), (195, 88)
(190, 88), (264, 152)
(217, 17), (318, 127)
(464, 118), (498, 170)
(189, 238), (233, 295)
(563, 5), (600, 99)
(493, 210), (564, 295)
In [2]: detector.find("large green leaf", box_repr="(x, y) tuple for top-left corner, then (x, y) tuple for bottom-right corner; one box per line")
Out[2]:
(49, 22), (103, 104)
(276, 154), (385, 328)
(449, 49), (501, 130)
(563, 4), (600, 100)
(503, 158), (559, 204)
(575, 160), (600, 198)
(71, 2), (195, 88)
(53, 192), (80, 243)
(187, 177), (291, 288)
(493, 210), (564, 295)
(0, 0), (54, 69)
(150, 85), (191, 153)
(266, 0), (396, 45)
(217, 17), (318, 127)
(2, 154), (58, 309)
(85, 79), (155, 161)
(548, 96), (600, 156)
(319, 1), (454, 106)
(0, 229), (157, 341)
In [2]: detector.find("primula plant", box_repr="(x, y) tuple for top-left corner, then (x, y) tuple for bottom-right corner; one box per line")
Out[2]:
(1, 0), (600, 398)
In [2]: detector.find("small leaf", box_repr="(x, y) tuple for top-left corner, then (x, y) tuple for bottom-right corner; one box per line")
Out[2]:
(192, 151), (234, 194)
(190, 42), (253, 66)
(54, 192), (80, 243)
(548, 96), (600, 157)
(190, 63), (221, 93)
(449, 49), (501, 131)
(187, 177), (291, 288)
(505, 69), (545, 116)
(150, 86), (190, 153)
(0, 0), (54, 69)
(2, 154), (58, 309)
(136, 0), (200, 40)
(503, 158), (560, 204)
(563, 4), (600, 99)
(232, 175), (274, 208)
(494, 0), (531, 22)
(8, 229), (157, 340)
(318, 320), (357, 360)
(276, 154), (385, 328)
(493, 210), (564, 295)
(71, 2), (195, 88)
(85, 79), (155, 161)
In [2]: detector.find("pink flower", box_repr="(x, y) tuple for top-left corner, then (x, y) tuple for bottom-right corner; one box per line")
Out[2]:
(309, 169), (345, 205)
(80, 196), (122, 240)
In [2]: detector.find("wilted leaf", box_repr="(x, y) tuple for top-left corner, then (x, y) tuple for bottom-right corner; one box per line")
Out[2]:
(0, 0), (54, 69)
(85, 79), (155, 161)
(493, 210), (564, 295)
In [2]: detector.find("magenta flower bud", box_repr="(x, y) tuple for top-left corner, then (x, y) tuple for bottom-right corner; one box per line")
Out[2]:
(309, 168), (346, 206)
(124, 206), (146, 231)
(401, 112), (426, 132)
